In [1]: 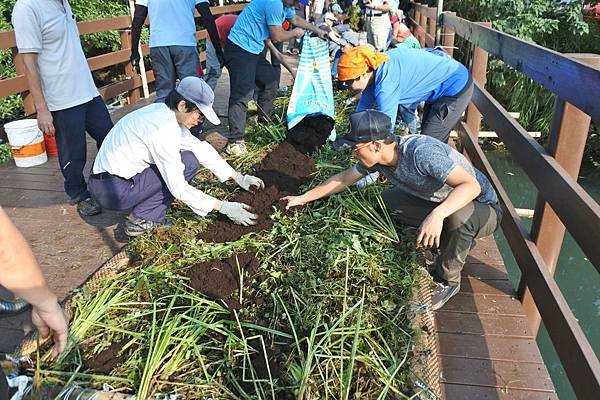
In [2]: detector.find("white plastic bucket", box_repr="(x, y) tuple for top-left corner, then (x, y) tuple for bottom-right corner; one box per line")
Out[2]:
(3, 119), (47, 167)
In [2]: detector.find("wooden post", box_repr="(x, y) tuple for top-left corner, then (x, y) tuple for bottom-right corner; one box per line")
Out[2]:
(420, 5), (429, 37)
(518, 53), (600, 335)
(427, 7), (437, 41)
(119, 29), (141, 104)
(441, 12), (456, 57)
(12, 49), (36, 116)
(465, 22), (491, 139)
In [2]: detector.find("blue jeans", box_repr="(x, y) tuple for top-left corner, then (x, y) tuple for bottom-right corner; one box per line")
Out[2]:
(204, 40), (222, 91)
(52, 96), (113, 202)
(150, 46), (200, 102)
(397, 102), (420, 135)
(88, 151), (199, 222)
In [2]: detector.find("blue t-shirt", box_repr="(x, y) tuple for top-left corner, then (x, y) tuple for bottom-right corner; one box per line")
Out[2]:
(137, 0), (206, 48)
(357, 48), (469, 131)
(356, 135), (498, 205)
(228, 0), (295, 54)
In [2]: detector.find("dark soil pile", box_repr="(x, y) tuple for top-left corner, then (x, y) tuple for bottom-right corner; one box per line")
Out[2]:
(197, 142), (315, 243)
(186, 252), (260, 309)
(84, 342), (127, 374)
(286, 114), (335, 155)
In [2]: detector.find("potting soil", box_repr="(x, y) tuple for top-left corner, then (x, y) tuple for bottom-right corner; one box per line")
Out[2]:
(286, 114), (335, 155)
(187, 252), (260, 309)
(197, 142), (315, 243)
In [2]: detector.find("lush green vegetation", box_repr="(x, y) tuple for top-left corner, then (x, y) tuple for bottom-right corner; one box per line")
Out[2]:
(442, 0), (600, 168)
(31, 94), (429, 399)
(0, 142), (12, 164)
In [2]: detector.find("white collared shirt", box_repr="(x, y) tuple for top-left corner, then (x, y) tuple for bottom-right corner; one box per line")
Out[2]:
(93, 103), (237, 216)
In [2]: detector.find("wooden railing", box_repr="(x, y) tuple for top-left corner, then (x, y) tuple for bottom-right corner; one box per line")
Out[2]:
(410, 3), (600, 398)
(0, 2), (246, 133)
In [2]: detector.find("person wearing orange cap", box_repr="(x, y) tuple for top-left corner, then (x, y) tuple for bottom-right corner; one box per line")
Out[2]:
(337, 45), (473, 144)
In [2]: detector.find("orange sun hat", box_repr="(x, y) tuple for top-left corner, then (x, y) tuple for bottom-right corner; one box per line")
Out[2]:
(337, 45), (389, 82)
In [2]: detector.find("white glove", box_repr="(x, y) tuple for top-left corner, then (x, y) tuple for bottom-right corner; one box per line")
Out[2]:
(344, 97), (356, 106)
(233, 172), (265, 192)
(219, 201), (258, 226)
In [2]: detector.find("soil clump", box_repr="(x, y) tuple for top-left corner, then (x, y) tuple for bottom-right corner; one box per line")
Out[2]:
(186, 252), (260, 309)
(84, 342), (128, 374)
(197, 142), (315, 243)
(286, 114), (334, 155)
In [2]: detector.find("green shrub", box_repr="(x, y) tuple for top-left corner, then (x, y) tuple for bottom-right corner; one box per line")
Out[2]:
(445, 0), (599, 165)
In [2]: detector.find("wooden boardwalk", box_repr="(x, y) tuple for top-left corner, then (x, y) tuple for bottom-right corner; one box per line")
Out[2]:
(436, 235), (557, 399)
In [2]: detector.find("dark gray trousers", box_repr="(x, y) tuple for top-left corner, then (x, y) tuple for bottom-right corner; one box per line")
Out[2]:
(150, 45), (200, 103)
(381, 187), (501, 284)
(224, 40), (279, 142)
(421, 76), (474, 143)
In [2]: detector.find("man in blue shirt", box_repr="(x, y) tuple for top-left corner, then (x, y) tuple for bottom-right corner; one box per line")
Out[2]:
(337, 45), (473, 143)
(282, 110), (501, 310)
(224, 0), (329, 155)
(131, 0), (223, 102)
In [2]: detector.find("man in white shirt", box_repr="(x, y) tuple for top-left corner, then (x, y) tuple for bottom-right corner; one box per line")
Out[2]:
(12, 0), (114, 216)
(89, 77), (264, 237)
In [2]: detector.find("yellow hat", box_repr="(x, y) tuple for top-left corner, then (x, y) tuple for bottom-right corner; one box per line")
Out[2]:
(337, 45), (389, 82)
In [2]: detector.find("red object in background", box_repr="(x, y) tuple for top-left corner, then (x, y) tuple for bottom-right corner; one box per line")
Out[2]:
(44, 134), (58, 156)
(584, 3), (600, 20)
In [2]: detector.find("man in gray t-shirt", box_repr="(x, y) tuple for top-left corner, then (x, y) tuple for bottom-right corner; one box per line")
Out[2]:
(283, 110), (502, 311)
(12, 0), (113, 216)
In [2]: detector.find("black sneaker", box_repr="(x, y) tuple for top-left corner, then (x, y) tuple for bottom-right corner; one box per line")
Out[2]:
(124, 215), (174, 237)
(77, 197), (102, 216)
(431, 281), (461, 311)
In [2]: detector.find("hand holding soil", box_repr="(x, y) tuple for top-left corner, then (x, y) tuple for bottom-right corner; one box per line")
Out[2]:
(282, 195), (306, 209)
(233, 173), (265, 191)
(218, 201), (258, 226)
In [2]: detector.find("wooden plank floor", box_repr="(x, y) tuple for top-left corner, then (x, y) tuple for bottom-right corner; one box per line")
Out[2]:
(435, 235), (558, 399)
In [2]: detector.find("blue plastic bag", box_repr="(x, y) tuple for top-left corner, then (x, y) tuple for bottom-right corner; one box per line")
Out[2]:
(286, 35), (336, 137)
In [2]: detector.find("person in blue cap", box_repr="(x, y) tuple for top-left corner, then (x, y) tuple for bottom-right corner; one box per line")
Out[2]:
(224, 0), (329, 155)
(282, 110), (502, 311)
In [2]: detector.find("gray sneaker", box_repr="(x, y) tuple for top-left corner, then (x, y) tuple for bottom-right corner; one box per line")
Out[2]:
(226, 140), (248, 156)
(124, 215), (174, 237)
(77, 197), (102, 216)
(431, 281), (460, 311)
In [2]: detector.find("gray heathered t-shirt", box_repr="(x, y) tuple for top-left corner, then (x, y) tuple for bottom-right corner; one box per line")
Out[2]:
(355, 135), (498, 205)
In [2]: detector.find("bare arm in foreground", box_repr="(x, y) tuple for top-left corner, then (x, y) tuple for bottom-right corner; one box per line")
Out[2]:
(0, 207), (68, 358)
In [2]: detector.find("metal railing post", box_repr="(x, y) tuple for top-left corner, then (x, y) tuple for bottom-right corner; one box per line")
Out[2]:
(465, 22), (491, 139)
(518, 53), (600, 335)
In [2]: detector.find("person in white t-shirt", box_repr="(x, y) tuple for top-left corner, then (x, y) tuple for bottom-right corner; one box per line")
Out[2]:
(362, 0), (391, 51)
(312, 0), (329, 23)
(89, 77), (264, 237)
(12, 0), (114, 217)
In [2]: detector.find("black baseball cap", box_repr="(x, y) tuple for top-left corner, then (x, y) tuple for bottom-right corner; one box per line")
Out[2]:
(333, 110), (394, 151)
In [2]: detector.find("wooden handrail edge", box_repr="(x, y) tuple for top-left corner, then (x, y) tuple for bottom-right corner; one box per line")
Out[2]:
(471, 82), (600, 272)
(440, 13), (600, 122)
(457, 121), (600, 399)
